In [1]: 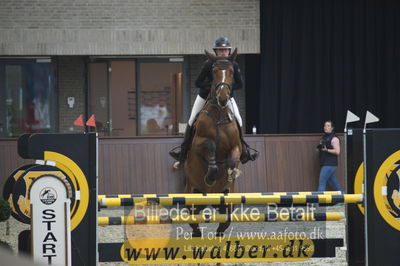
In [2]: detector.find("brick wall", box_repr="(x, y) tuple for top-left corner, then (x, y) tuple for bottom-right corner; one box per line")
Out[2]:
(57, 56), (85, 132)
(0, 0), (260, 55)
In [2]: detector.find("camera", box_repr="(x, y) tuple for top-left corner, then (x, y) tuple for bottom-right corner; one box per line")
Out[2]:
(317, 140), (329, 150)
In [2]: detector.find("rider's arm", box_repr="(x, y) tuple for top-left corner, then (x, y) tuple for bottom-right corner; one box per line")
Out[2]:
(195, 61), (213, 90)
(232, 62), (243, 90)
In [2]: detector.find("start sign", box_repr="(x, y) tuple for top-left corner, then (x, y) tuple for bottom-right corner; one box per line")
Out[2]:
(30, 175), (71, 266)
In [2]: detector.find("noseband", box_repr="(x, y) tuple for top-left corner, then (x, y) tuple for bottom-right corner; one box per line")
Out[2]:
(215, 82), (231, 107)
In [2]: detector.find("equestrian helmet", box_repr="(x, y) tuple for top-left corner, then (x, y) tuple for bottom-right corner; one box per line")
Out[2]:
(213, 37), (232, 50)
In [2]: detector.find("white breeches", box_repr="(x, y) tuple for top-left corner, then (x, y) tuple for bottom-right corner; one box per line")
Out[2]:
(188, 95), (243, 127)
(188, 95), (207, 126)
(229, 97), (242, 127)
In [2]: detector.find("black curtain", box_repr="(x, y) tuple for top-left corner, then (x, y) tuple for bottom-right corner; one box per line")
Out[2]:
(245, 54), (260, 133)
(259, 0), (400, 133)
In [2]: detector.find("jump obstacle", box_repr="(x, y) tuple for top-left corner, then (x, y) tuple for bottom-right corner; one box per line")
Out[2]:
(3, 130), (400, 265)
(97, 212), (345, 226)
(98, 193), (363, 207)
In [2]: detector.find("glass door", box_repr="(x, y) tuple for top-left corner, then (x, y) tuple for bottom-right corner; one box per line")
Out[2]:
(138, 61), (183, 135)
(88, 62), (109, 135)
(110, 61), (136, 136)
(88, 59), (183, 136)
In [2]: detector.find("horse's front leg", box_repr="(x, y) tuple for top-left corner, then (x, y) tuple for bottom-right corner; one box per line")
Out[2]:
(189, 204), (206, 237)
(226, 145), (242, 182)
(215, 203), (233, 237)
(197, 138), (218, 186)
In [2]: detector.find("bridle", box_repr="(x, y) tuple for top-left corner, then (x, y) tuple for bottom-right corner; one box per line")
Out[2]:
(212, 59), (233, 107)
(215, 82), (232, 107)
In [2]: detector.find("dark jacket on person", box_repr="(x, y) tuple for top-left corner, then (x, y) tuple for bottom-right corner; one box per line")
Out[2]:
(318, 132), (338, 166)
(195, 60), (243, 99)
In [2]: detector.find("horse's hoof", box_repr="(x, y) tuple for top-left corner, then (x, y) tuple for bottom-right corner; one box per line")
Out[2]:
(233, 168), (241, 179)
(227, 168), (233, 182)
(227, 168), (241, 182)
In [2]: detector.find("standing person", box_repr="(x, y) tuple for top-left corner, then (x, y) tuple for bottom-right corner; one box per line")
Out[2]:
(169, 37), (259, 168)
(317, 120), (343, 192)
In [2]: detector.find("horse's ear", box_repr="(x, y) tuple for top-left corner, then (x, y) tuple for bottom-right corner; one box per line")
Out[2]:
(204, 50), (217, 61)
(228, 48), (238, 61)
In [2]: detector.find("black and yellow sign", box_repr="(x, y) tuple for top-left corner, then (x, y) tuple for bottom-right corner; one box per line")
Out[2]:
(120, 236), (314, 264)
(364, 129), (400, 266)
(353, 162), (364, 214)
(2, 164), (35, 223)
(3, 158), (88, 230)
(15, 133), (98, 266)
(11, 165), (71, 224)
(373, 150), (400, 231)
(99, 237), (343, 263)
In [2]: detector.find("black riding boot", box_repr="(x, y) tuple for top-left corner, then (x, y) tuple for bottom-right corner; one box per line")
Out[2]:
(169, 124), (194, 163)
(238, 125), (259, 164)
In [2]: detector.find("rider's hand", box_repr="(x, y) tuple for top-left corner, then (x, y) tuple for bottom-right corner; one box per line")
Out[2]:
(173, 161), (180, 169)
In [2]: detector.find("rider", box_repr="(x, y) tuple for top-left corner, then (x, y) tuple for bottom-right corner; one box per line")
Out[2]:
(170, 37), (259, 168)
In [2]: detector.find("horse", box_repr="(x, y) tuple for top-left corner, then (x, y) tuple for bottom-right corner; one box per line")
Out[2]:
(183, 48), (242, 237)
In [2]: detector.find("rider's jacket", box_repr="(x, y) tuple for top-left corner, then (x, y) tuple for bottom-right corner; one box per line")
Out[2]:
(195, 60), (243, 99)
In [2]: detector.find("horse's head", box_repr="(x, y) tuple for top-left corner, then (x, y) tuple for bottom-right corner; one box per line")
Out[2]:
(205, 48), (238, 107)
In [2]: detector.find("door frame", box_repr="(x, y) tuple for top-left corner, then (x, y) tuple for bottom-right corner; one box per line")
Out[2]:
(87, 59), (112, 135)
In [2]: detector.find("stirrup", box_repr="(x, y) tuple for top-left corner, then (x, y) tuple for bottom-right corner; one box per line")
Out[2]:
(240, 146), (259, 164)
(248, 147), (260, 161)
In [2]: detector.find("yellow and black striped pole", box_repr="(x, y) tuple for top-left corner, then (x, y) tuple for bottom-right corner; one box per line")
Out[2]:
(98, 212), (344, 226)
(98, 191), (344, 203)
(99, 193), (363, 207)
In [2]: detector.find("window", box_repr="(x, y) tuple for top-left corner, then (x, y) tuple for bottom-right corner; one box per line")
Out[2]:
(0, 60), (57, 137)
(88, 58), (184, 136)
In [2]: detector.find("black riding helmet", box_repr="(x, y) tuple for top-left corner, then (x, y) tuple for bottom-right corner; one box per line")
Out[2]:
(213, 37), (232, 54)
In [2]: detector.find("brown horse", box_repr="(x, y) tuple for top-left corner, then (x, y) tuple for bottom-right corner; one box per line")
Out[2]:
(183, 48), (242, 237)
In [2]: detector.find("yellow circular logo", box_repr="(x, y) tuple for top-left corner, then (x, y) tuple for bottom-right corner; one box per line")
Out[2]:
(354, 163), (365, 214)
(374, 150), (400, 231)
